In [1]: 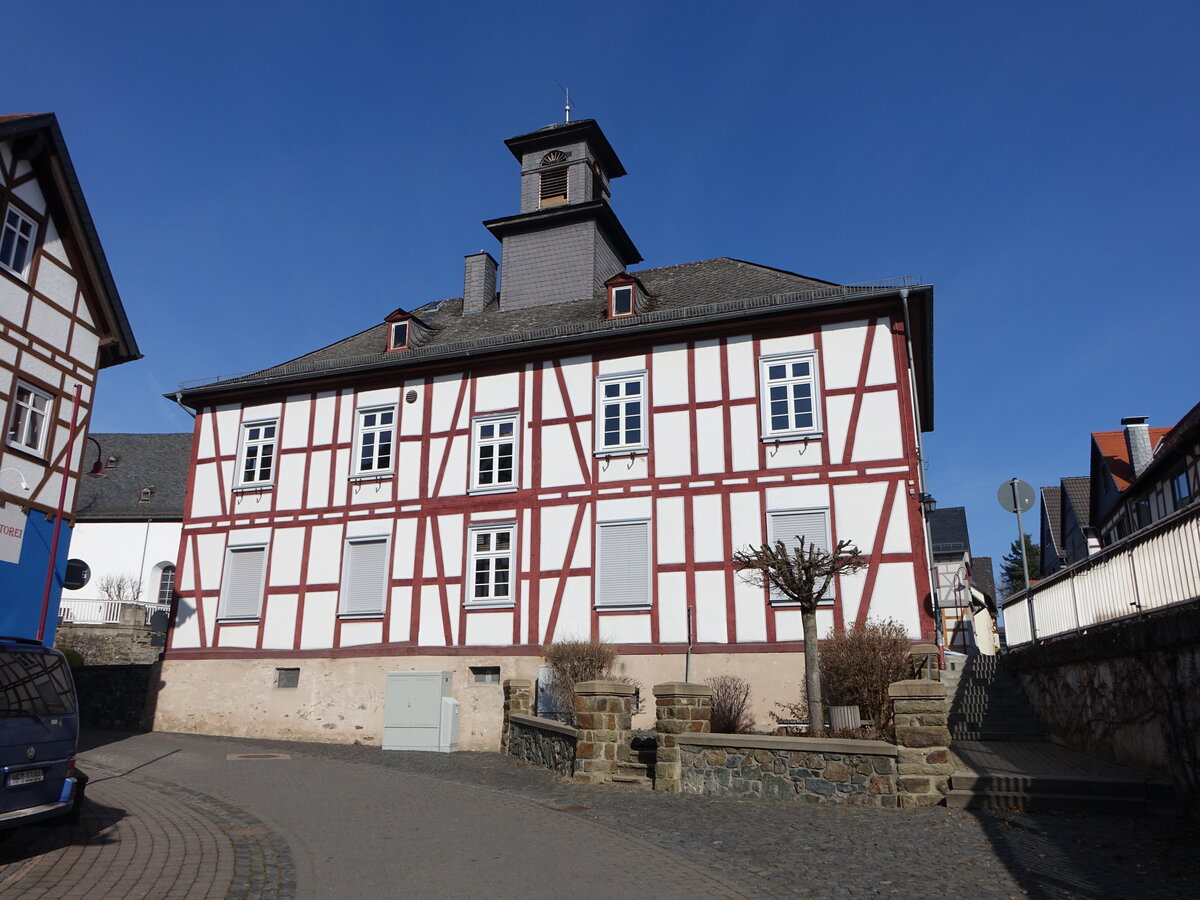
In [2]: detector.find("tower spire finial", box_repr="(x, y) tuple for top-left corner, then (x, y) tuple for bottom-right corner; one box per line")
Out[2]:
(557, 82), (572, 123)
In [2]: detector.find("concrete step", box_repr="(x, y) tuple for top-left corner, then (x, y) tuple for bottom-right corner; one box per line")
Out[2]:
(610, 773), (653, 789)
(616, 759), (654, 779)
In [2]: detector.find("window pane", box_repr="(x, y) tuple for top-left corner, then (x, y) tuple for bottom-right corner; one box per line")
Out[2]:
(476, 533), (491, 552)
(791, 362), (809, 377)
(768, 364), (786, 380)
(604, 383), (620, 398)
(499, 422), (513, 437)
(495, 531), (511, 551)
(624, 381), (640, 396)
(480, 423), (494, 439)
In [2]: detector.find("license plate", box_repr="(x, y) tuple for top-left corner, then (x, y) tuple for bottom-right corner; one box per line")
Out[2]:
(7, 769), (43, 787)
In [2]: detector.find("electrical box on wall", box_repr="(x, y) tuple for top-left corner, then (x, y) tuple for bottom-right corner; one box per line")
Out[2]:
(383, 671), (455, 752)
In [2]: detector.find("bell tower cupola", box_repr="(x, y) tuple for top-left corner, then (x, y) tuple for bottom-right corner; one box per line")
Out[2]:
(481, 119), (642, 312)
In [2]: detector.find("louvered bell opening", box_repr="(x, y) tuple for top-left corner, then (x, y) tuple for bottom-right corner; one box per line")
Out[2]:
(540, 167), (568, 207)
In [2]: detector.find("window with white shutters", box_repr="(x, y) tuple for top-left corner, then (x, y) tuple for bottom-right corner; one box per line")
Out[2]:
(767, 509), (833, 603)
(218, 546), (266, 619)
(340, 537), (389, 615)
(595, 520), (651, 608)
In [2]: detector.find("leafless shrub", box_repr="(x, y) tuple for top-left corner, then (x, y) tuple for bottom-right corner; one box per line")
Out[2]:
(819, 618), (912, 740)
(97, 573), (142, 604)
(542, 639), (642, 724)
(769, 697), (810, 735)
(705, 675), (754, 734)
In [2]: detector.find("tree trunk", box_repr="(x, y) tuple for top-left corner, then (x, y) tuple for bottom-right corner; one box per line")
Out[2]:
(802, 607), (824, 733)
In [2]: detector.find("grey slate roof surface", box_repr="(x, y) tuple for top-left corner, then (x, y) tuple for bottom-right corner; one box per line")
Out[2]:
(74, 433), (191, 520)
(928, 506), (970, 556)
(1061, 476), (1092, 527)
(193, 258), (847, 390)
(971, 555), (996, 605)
(1040, 486), (1064, 554)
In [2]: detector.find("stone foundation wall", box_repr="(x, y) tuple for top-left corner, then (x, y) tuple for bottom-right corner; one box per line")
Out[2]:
(507, 713), (578, 778)
(73, 664), (155, 731)
(56, 622), (163, 666)
(678, 734), (898, 807)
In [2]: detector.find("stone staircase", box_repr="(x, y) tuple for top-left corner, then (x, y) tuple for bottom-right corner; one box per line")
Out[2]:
(942, 653), (1178, 814)
(611, 735), (656, 789)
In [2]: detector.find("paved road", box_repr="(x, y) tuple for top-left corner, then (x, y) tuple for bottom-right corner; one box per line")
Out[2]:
(2, 731), (1196, 899)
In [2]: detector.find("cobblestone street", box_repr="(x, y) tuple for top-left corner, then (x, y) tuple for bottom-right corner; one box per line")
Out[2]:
(1, 730), (1196, 899)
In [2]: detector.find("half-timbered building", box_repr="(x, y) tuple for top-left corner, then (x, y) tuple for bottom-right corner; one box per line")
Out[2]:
(157, 119), (935, 748)
(0, 113), (140, 643)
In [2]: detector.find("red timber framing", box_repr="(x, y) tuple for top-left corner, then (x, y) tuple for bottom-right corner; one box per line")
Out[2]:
(168, 295), (935, 661)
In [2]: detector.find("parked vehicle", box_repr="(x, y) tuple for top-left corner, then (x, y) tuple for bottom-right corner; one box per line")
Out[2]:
(0, 637), (86, 828)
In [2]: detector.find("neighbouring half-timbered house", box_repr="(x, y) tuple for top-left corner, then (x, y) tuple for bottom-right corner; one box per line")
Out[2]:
(156, 119), (935, 748)
(0, 113), (140, 643)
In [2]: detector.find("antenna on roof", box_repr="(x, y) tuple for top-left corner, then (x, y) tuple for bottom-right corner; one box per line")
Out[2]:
(557, 82), (572, 122)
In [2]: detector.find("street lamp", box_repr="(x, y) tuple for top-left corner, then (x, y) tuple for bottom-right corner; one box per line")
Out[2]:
(0, 467), (30, 493)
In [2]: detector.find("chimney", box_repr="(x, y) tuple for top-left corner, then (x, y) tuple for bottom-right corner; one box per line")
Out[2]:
(1121, 415), (1153, 479)
(463, 251), (497, 315)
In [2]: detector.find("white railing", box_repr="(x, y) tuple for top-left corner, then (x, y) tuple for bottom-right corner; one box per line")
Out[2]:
(1003, 503), (1200, 647)
(58, 599), (172, 627)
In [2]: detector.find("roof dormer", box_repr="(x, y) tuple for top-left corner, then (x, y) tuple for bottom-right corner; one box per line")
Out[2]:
(384, 310), (433, 352)
(605, 273), (647, 319)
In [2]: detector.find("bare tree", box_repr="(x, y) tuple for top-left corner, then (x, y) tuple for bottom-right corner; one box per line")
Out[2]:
(732, 536), (867, 733)
(97, 573), (142, 604)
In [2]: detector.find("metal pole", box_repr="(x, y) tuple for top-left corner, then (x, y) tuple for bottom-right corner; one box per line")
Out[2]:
(684, 605), (694, 683)
(1011, 478), (1035, 643)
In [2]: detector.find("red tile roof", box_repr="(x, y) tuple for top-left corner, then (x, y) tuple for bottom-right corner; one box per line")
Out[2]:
(1092, 427), (1171, 491)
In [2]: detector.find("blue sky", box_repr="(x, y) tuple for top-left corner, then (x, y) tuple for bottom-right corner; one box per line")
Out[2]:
(8, 1), (1198, 572)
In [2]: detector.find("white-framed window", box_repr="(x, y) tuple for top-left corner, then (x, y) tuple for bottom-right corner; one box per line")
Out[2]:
(237, 420), (277, 487)
(157, 565), (176, 604)
(0, 206), (36, 278)
(595, 372), (647, 454)
(595, 519), (651, 608)
(467, 523), (516, 607)
(218, 545), (267, 619)
(766, 508), (833, 604)
(609, 284), (635, 318)
(6, 381), (52, 455)
(759, 351), (821, 439)
(355, 406), (395, 475)
(471, 414), (518, 492)
(389, 320), (409, 351)
(340, 536), (389, 616)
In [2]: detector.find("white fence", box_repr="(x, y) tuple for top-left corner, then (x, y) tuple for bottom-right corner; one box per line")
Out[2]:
(58, 599), (171, 627)
(1003, 503), (1200, 647)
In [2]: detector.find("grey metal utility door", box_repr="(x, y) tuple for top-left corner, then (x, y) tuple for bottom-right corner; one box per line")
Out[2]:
(383, 672), (443, 750)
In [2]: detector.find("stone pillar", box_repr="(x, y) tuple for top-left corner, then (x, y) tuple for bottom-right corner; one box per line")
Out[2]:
(573, 680), (635, 785)
(889, 679), (952, 808)
(501, 678), (533, 753)
(652, 682), (712, 793)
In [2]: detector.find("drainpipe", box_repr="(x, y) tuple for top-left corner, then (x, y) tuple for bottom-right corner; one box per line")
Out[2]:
(900, 289), (941, 665)
(38, 384), (82, 642)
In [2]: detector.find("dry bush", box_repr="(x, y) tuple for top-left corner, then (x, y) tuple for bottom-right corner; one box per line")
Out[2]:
(705, 675), (754, 734)
(819, 618), (912, 739)
(769, 697), (810, 734)
(542, 639), (642, 724)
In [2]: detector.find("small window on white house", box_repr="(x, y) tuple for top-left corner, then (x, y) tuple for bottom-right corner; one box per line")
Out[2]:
(609, 285), (635, 318)
(595, 519), (651, 608)
(6, 381), (51, 456)
(340, 537), (389, 616)
(471, 415), (517, 492)
(595, 372), (647, 454)
(767, 508), (833, 604)
(0, 206), (36, 278)
(471, 666), (501, 684)
(157, 565), (176, 604)
(467, 524), (515, 606)
(759, 352), (821, 439)
(356, 407), (395, 474)
(389, 320), (409, 351)
(218, 545), (266, 619)
(237, 420), (277, 486)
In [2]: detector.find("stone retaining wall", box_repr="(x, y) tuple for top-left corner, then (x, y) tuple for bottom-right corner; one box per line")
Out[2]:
(507, 713), (578, 778)
(678, 733), (898, 807)
(73, 664), (155, 731)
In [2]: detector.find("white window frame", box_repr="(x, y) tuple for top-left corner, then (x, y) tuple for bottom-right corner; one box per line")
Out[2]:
(354, 405), (396, 476)
(389, 320), (409, 351)
(595, 518), (652, 609)
(217, 544), (267, 620)
(470, 413), (518, 493)
(609, 284), (635, 318)
(0, 206), (36, 278)
(339, 535), (390, 616)
(765, 507), (835, 606)
(758, 351), (821, 440)
(6, 380), (52, 456)
(236, 419), (278, 488)
(595, 371), (648, 455)
(466, 522), (516, 608)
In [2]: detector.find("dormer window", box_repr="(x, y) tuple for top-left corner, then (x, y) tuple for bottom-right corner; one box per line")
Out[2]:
(389, 320), (409, 351)
(539, 150), (569, 208)
(610, 285), (634, 318)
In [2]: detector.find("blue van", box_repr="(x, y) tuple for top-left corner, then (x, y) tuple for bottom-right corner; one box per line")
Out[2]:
(0, 637), (86, 829)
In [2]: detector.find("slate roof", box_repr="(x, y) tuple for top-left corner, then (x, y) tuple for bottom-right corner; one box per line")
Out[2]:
(1091, 428), (1171, 492)
(179, 258), (928, 409)
(1061, 476), (1091, 527)
(1040, 486), (1063, 555)
(74, 433), (191, 520)
(927, 506), (970, 556)
(971, 555), (996, 605)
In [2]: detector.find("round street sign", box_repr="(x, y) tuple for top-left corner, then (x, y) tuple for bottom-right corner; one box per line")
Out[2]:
(63, 559), (91, 591)
(997, 479), (1035, 514)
